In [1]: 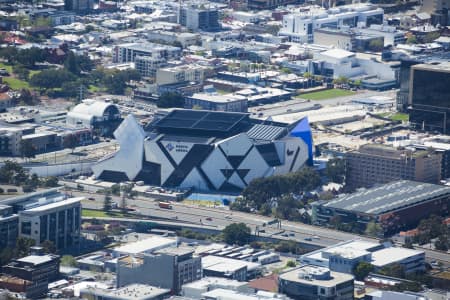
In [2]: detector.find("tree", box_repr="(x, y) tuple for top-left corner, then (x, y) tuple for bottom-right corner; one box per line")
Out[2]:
(64, 51), (80, 75)
(30, 69), (77, 90)
(406, 35), (417, 44)
(365, 221), (383, 237)
(12, 64), (30, 80)
(41, 240), (56, 254)
(276, 194), (303, 221)
(0, 247), (14, 265)
(60, 255), (77, 267)
(325, 157), (345, 184)
(20, 139), (36, 160)
(43, 176), (59, 187)
(16, 89), (36, 105)
(222, 223), (251, 246)
(286, 260), (297, 268)
(369, 39), (384, 52)
(15, 236), (36, 258)
(379, 263), (405, 278)
(333, 76), (349, 86)
(63, 134), (79, 153)
(353, 261), (374, 280)
(434, 235), (449, 251)
(157, 92), (185, 108)
(103, 192), (113, 213)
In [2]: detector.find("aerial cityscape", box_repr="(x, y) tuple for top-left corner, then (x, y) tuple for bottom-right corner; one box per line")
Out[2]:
(0, 0), (449, 299)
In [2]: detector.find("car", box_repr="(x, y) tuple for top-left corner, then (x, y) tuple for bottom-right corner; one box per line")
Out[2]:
(88, 197), (95, 201)
(171, 216), (178, 220)
(313, 235), (320, 239)
(205, 217), (212, 221)
(281, 233), (289, 237)
(225, 215), (232, 219)
(304, 237), (312, 241)
(289, 232), (295, 236)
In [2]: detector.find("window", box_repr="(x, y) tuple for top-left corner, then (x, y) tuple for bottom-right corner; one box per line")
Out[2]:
(21, 221), (31, 235)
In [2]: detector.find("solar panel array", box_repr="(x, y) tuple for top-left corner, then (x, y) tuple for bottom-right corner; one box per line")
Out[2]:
(155, 110), (249, 133)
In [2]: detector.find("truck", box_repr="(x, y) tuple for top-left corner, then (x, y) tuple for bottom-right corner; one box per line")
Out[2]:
(158, 201), (172, 209)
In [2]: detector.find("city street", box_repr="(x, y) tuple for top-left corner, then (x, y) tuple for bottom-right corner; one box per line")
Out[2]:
(73, 191), (450, 264)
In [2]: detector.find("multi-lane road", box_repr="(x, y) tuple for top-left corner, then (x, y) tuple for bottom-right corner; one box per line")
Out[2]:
(74, 191), (450, 263)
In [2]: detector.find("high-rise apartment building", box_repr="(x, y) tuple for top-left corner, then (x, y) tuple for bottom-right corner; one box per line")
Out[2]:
(345, 144), (442, 190)
(408, 62), (450, 133)
(179, 6), (220, 32)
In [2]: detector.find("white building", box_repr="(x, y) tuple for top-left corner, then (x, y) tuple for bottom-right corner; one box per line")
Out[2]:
(113, 42), (181, 63)
(156, 64), (209, 85)
(280, 4), (384, 43)
(279, 266), (354, 300)
(182, 277), (252, 299)
(66, 99), (121, 136)
(18, 197), (82, 250)
(112, 236), (177, 257)
(299, 240), (425, 275)
(201, 288), (291, 300)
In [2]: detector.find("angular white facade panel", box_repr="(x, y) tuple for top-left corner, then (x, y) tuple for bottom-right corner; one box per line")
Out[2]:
(239, 147), (271, 184)
(92, 115), (144, 180)
(144, 139), (175, 184)
(217, 133), (253, 156)
(200, 147), (232, 189)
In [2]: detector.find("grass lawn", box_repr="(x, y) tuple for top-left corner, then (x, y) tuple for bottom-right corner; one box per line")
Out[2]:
(2, 77), (29, 89)
(298, 89), (355, 100)
(0, 62), (13, 74)
(378, 112), (409, 121)
(82, 209), (134, 219)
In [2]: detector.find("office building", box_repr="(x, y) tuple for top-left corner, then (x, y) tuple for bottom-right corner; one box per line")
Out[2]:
(18, 197), (82, 251)
(180, 6), (220, 32)
(0, 205), (18, 249)
(112, 236), (177, 257)
(93, 110), (313, 191)
(408, 62), (450, 133)
(181, 277), (252, 299)
(300, 240), (425, 275)
(64, 0), (94, 11)
(113, 43), (181, 64)
(202, 255), (261, 281)
(185, 92), (248, 112)
(313, 180), (450, 235)
(80, 284), (170, 300)
(135, 56), (167, 79)
(117, 247), (202, 293)
(247, 0), (298, 10)
(280, 4), (384, 43)
(278, 265), (354, 300)
(156, 65), (209, 86)
(2, 252), (59, 298)
(345, 144), (442, 190)
(0, 126), (23, 156)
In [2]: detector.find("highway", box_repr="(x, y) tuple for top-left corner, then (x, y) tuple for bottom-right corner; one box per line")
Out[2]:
(73, 191), (450, 263)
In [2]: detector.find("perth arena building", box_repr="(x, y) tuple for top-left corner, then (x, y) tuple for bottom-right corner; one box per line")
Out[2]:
(92, 109), (313, 191)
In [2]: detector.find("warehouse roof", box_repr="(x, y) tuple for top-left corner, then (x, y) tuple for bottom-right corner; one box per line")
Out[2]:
(323, 180), (450, 215)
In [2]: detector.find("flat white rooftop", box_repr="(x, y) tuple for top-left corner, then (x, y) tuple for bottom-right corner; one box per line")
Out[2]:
(371, 248), (424, 267)
(202, 255), (260, 273)
(113, 236), (177, 255)
(17, 255), (55, 265)
(23, 197), (82, 213)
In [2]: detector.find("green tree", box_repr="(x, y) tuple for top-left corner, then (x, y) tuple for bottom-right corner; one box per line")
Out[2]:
(379, 263), (405, 278)
(60, 255), (77, 267)
(103, 192), (113, 213)
(276, 194), (303, 221)
(30, 69), (77, 90)
(0, 247), (14, 265)
(353, 261), (374, 280)
(157, 92), (185, 108)
(15, 236), (36, 257)
(64, 51), (80, 75)
(434, 235), (449, 251)
(222, 223), (251, 246)
(43, 176), (59, 187)
(63, 134), (79, 153)
(325, 157), (345, 183)
(16, 89), (36, 105)
(12, 64), (30, 80)
(365, 221), (383, 237)
(286, 260), (297, 268)
(369, 39), (384, 51)
(406, 35), (417, 44)
(41, 240), (56, 254)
